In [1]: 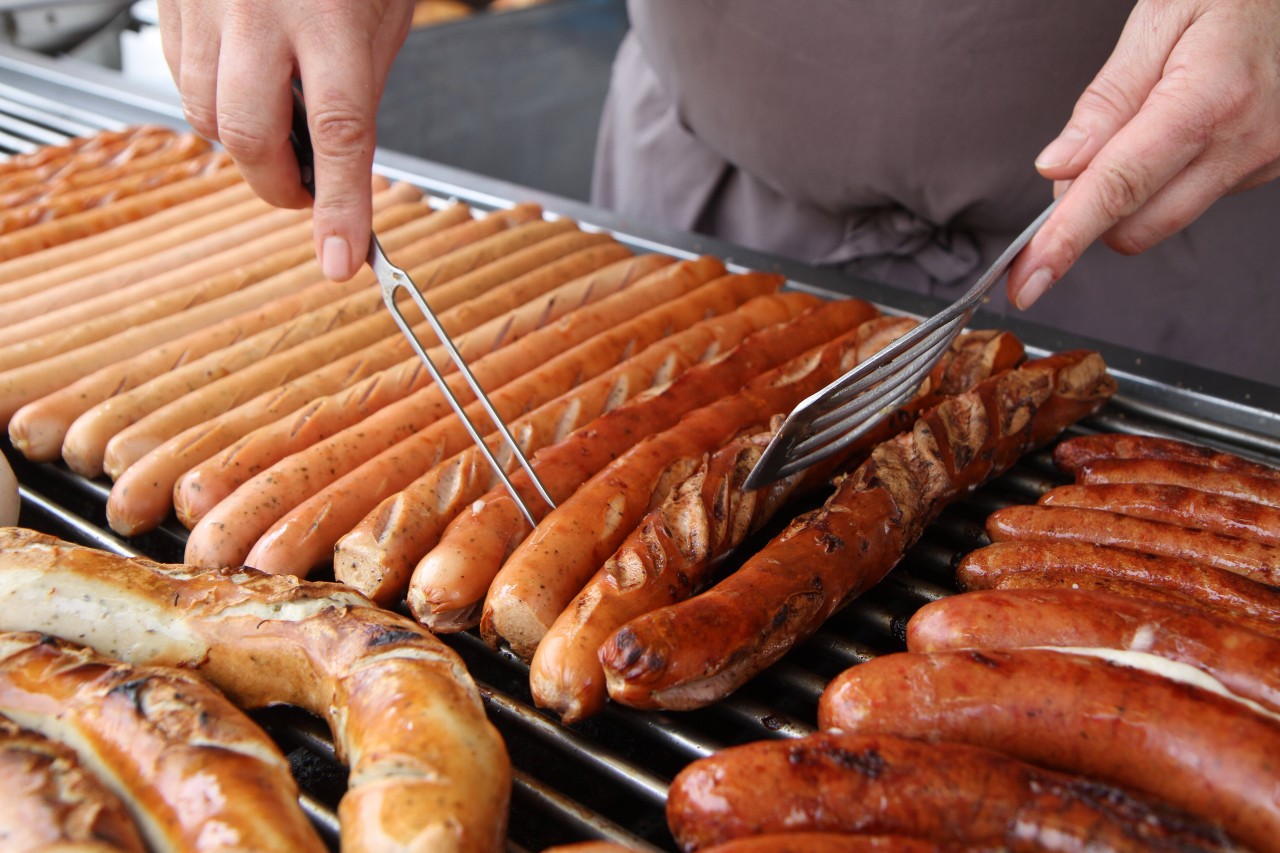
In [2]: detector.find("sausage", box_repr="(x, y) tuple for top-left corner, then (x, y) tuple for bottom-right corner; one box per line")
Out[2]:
(0, 182), (418, 368)
(0, 177), (256, 287)
(334, 291), (819, 608)
(953, 541), (1280, 638)
(530, 327), (1023, 722)
(0, 183), (265, 306)
(0, 150), (232, 235)
(696, 835), (952, 853)
(412, 297), (879, 638)
(905, 586), (1280, 714)
(0, 154), (240, 261)
(985, 504), (1280, 586)
(243, 269), (784, 578)
(0, 125), (174, 183)
(0, 188), (427, 426)
(817, 648), (1280, 853)
(479, 315), (909, 660)
(666, 731), (1240, 853)
(98, 212), (573, 478)
(0, 528), (511, 853)
(182, 251), (705, 569)
(1076, 458), (1280, 509)
(0, 630), (325, 852)
(101, 207), (574, 536)
(1053, 433), (1280, 481)
(55, 203), (480, 475)
(1039, 482), (1280, 546)
(0, 713), (146, 853)
(600, 352), (1116, 712)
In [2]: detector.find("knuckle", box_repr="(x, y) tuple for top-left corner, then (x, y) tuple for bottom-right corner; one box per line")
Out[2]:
(309, 103), (373, 159)
(215, 111), (273, 162)
(1093, 162), (1148, 221)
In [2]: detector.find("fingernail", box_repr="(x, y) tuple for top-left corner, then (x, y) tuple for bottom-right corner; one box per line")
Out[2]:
(1016, 267), (1055, 310)
(1035, 126), (1088, 170)
(321, 236), (351, 281)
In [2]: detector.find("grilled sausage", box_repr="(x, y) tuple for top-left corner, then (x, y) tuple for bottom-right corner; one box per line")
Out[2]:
(954, 540), (1280, 631)
(0, 713), (146, 853)
(818, 648), (1280, 852)
(183, 253), (717, 570)
(1077, 458), (1280, 509)
(666, 731), (1241, 853)
(482, 317), (897, 660)
(0, 155), (240, 261)
(408, 298), (878, 633)
(530, 327), (1023, 722)
(1039, 482), (1280, 546)
(335, 291), (819, 607)
(985, 504), (1280, 585)
(906, 586), (1280, 714)
(0, 528), (510, 853)
(0, 631), (325, 852)
(1053, 433), (1280, 481)
(600, 351), (1116, 712)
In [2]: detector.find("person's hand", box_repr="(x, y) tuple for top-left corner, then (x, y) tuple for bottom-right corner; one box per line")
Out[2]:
(1007, 0), (1280, 309)
(157, 0), (415, 281)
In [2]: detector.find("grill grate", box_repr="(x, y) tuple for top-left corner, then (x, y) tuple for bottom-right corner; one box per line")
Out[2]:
(0, 50), (1278, 852)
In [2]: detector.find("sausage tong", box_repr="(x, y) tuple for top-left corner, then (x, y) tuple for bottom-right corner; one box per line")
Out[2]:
(743, 196), (1062, 491)
(288, 85), (555, 525)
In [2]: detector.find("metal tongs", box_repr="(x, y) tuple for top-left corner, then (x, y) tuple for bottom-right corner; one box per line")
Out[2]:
(288, 84), (554, 526)
(742, 196), (1062, 491)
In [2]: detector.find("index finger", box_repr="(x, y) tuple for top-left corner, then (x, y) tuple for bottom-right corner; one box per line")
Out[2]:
(1008, 88), (1206, 309)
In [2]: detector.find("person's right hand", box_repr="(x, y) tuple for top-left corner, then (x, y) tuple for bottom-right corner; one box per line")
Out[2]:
(157, 0), (416, 281)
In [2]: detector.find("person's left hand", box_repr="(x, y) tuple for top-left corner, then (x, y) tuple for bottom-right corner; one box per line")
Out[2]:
(1006, 0), (1280, 309)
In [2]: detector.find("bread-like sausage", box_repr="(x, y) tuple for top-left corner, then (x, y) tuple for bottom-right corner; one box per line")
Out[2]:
(1054, 433), (1280, 481)
(0, 630), (325, 852)
(666, 731), (1240, 853)
(601, 352), (1116, 712)
(411, 297), (879, 637)
(985, 504), (1280, 586)
(1039, 482), (1280, 546)
(818, 648), (1280, 853)
(0, 155), (240, 261)
(248, 273), (788, 582)
(336, 291), (819, 608)
(1076, 458), (1280, 509)
(530, 328), (1023, 722)
(954, 541), (1280, 638)
(0, 528), (510, 853)
(0, 713), (146, 853)
(906, 587), (1280, 714)
(9, 200), (461, 465)
(99, 213), (574, 478)
(0, 178), (257, 287)
(183, 252), (698, 569)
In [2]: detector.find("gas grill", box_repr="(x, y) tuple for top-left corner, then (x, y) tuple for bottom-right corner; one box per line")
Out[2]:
(1, 40), (1278, 853)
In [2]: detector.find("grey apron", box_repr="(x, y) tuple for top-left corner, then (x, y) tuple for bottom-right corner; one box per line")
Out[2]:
(593, 0), (1280, 387)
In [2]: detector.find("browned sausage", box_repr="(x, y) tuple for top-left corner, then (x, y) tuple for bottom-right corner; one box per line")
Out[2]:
(599, 352), (1116, 712)
(906, 586), (1280, 714)
(1053, 433), (1280, 481)
(1039, 482), (1280, 546)
(666, 731), (1240, 853)
(985, 504), (1280, 585)
(1078, 458), (1280, 509)
(954, 541), (1280, 645)
(818, 648), (1280, 852)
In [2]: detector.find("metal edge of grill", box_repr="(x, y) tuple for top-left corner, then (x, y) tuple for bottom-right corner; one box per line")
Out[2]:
(0, 44), (1277, 853)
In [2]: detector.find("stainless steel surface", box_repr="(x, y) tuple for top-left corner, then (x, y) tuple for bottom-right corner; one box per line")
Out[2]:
(0, 46), (1277, 853)
(745, 197), (1061, 490)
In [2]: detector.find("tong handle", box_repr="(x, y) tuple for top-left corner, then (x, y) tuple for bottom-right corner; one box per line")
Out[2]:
(287, 81), (317, 198)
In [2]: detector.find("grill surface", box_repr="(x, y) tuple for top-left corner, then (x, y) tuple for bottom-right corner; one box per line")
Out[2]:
(1, 43), (1278, 853)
